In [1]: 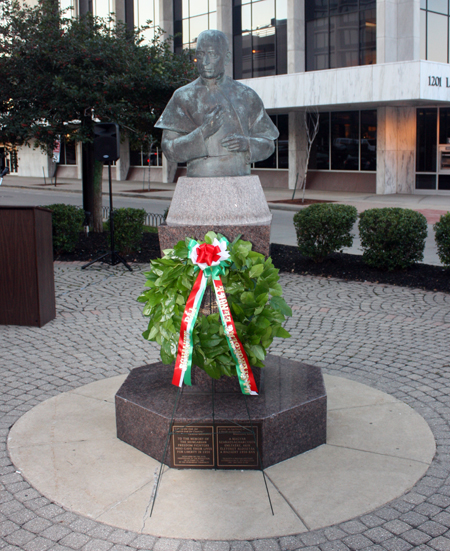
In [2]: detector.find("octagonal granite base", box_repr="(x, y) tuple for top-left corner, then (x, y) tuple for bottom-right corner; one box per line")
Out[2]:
(115, 354), (327, 469)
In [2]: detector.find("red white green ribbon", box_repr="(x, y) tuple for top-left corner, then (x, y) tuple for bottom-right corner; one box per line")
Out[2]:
(172, 237), (258, 396)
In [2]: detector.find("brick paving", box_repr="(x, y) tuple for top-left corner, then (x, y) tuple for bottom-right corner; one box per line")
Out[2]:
(1, 262), (450, 551)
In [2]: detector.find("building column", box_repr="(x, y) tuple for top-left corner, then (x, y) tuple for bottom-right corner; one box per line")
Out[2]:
(288, 111), (308, 190)
(116, 137), (130, 181)
(217, 0), (233, 77)
(162, 153), (177, 183)
(287, 0), (305, 73)
(376, 106), (416, 194)
(377, 0), (421, 62)
(159, 0), (173, 40)
(77, 142), (83, 180)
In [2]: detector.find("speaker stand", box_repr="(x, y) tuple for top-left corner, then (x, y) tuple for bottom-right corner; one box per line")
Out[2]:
(82, 162), (132, 272)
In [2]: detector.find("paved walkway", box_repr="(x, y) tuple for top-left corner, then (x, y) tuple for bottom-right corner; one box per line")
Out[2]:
(1, 263), (450, 550)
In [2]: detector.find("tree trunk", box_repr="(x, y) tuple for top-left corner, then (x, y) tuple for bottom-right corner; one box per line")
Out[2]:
(81, 121), (103, 232)
(92, 159), (103, 232)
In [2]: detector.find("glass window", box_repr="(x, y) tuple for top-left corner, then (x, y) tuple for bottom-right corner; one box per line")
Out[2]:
(416, 174), (437, 189)
(360, 9), (376, 65)
(331, 111), (359, 170)
(439, 175), (450, 189)
(440, 108), (450, 144)
(428, 0), (448, 14)
(306, 0), (376, 71)
(427, 12), (448, 62)
(94, 0), (111, 17)
(59, 138), (77, 166)
(309, 113), (330, 169)
(330, 12), (359, 69)
(309, 110), (376, 171)
(360, 110), (376, 171)
(174, 0), (217, 53)
(421, 2), (450, 62)
(233, 0), (287, 78)
(420, 10), (427, 58)
(190, 0), (209, 17)
(416, 108), (437, 172)
(134, 0), (159, 41)
(306, 18), (329, 71)
(129, 145), (162, 167)
(254, 114), (288, 169)
(60, 0), (75, 16)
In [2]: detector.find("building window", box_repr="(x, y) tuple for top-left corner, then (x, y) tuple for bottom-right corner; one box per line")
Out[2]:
(253, 114), (288, 169)
(308, 110), (376, 171)
(130, 145), (162, 167)
(306, 0), (376, 71)
(420, 0), (450, 62)
(233, 0), (287, 79)
(59, 138), (77, 165)
(134, 0), (159, 41)
(59, 0), (75, 17)
(93, 0), (114, 18)
(174, 0), (217, 54)
(416, 107), (450, 191)
(0, 147), (18, 173)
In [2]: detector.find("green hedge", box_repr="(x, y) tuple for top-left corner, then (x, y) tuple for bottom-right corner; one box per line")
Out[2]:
(106, 207), (146, 254)
(359, 208), (427, 270)
(293, 203), (358, 262)
(434, 212), (450, 267)
(44, 203), (84, 254)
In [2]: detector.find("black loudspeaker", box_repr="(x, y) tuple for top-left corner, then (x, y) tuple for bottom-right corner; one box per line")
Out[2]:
(94, 123), (120, 162)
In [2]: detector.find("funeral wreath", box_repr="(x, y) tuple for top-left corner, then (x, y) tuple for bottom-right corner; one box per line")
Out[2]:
(139, 232), (292, 395)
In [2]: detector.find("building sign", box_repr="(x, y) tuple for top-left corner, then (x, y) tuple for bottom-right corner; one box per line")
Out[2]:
(428, 76), (450, 88)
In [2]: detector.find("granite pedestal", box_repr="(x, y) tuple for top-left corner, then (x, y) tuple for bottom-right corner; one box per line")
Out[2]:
(115, 355), (327, 469)
(158, 175), (272, 256)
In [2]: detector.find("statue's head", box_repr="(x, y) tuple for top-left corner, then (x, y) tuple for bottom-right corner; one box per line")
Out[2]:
(195, 30), (231, 80)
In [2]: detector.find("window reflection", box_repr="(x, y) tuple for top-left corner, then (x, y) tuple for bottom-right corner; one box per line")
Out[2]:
(427, 12), (448, 62)
(174, 0), (217, 53)
(421, 0), (450, 61)
(308, 110), (377, 172)
(428, 0), (448, 14)
(254, 114), (288, 169)
(416, 108), (437, 173)
(134, 0), (159, 40)
(306, 0), (375, 70)
(233, 0), (287, 78)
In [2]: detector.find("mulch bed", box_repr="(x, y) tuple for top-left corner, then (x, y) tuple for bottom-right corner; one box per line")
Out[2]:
(55, 232), (450, 294)
(269, 199), (335, 205)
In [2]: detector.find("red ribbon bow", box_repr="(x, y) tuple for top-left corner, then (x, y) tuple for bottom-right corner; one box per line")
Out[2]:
(196, 243), (222, 266)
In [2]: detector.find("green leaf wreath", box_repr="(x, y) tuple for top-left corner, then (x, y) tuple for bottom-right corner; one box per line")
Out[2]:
(138, 232), (292, 379)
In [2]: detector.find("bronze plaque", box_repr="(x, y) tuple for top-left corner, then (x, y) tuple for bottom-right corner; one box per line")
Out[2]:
(216, 425), (260, 469)
(172, 424), (214, 468)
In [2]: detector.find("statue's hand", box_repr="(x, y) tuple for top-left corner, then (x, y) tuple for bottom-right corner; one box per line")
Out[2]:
(201, 106), (225, 139)
(221, 134), (250, 152)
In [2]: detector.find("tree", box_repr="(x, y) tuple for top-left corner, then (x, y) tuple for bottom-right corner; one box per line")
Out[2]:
(0, 0), (196, 230)
(292, 108), (319, 204)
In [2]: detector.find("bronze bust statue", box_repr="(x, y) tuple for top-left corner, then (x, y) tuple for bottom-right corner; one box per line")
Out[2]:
(155, 30), (279, 178)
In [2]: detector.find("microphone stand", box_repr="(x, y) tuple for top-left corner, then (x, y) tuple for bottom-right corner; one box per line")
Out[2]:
(82, 161), (132, 272)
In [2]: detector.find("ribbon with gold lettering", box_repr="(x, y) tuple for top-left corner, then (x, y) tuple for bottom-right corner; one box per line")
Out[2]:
(172, 236), (258, 395)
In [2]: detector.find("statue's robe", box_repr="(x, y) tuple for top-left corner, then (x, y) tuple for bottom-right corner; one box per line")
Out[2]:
(155, 75), (279, 177)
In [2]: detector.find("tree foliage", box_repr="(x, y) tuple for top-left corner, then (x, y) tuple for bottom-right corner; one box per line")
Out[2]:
(0, 0), (196, 152)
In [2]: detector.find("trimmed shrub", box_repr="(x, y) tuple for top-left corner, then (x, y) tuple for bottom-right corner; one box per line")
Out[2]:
(293, 203), (358, 262)
(106, 207), (146, 254)
(359, 208), (427, 270)
(434, 212), (450, 267)
(44, 203), (84, 254)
